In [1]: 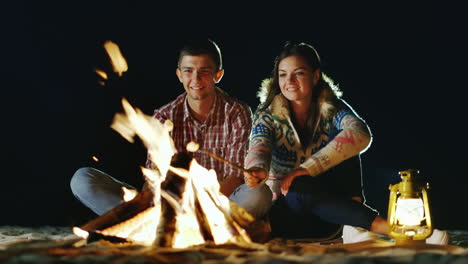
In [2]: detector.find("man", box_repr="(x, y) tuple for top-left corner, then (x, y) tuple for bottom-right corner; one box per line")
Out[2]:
(70, 39), (272, 219)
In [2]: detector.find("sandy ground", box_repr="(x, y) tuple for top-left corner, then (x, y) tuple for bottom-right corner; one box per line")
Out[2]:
(1, 226), (468, 263)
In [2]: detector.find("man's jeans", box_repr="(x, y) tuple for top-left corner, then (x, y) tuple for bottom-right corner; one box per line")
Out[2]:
(70, 167), (272, 219)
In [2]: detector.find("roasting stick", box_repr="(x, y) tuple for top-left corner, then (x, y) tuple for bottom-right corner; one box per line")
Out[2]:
(186, 141), (268, 186)
(186, 142), (247, 172)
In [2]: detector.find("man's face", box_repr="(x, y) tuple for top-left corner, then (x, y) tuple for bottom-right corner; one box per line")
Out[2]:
(176, 55), (224, 101)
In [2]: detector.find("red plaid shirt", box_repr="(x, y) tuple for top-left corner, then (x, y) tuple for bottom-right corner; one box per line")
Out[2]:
(146, 88), (252, 182)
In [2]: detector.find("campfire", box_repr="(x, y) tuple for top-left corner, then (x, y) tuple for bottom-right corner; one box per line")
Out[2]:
(73, 98), (269, 248)
(73, 40), (267, 248)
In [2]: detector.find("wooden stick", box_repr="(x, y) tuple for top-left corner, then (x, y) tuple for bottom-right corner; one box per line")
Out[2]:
(199, 149), (268, 186)
(186, 141), (266, 185)
(198, 149), (247, 172)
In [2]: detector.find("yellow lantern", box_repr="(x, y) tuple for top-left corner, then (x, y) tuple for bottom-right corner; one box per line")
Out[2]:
(387, 169), (433, 245)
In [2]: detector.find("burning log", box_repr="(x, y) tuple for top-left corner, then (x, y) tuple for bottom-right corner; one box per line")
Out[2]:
(74, 99), (271, 248)
(80, 189), (155, 232)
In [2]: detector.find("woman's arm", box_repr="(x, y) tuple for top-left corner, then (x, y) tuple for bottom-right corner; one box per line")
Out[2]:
(243, 112), (275, 188)
(281, 113), (371, 195)
(244, 112), (275, 173)
(301, 113), (371, 176)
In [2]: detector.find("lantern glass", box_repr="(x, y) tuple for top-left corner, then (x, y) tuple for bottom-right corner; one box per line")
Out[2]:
(395, 198), (424, 226)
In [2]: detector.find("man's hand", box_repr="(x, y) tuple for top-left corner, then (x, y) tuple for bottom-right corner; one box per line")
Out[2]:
(280, 168), (309, 196)
(243, 167), (268, 188)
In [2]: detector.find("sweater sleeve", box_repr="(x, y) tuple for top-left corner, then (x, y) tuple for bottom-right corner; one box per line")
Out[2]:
(244, 111), (275, 172)
(300, 106), (372, 176)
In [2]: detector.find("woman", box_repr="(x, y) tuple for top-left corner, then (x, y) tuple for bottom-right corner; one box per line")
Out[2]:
(243, 41), (388, 239)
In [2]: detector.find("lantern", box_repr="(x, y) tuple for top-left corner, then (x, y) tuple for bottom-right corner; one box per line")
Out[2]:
(387, 169), (432, 245)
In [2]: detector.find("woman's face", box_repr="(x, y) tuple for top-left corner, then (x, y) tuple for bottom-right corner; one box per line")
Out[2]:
(278, 56), (320, 103)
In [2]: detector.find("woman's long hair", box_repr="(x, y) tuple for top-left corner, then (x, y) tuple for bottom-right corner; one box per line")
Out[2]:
(257, 41), (343, 143)
(259, 41), (342, 110)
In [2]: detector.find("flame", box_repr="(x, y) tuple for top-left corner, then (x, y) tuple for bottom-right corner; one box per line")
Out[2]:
(94, 69), (108, 80)
(122, 187), (138, 202)
(72, 227), (89, 239)
(103, 40), (128, 77)
(170, 164), (206, 248)
(76, 98), (255, 247)
(188, 159), (251, 244)
(111, 98), (176, 178)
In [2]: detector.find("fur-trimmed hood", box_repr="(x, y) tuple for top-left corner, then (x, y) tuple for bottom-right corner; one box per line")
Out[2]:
(257, 77), (338, 121)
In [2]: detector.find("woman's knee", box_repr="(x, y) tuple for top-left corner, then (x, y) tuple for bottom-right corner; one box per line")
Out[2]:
(250, 184), (273, 203)
(230, 184), (273, 218)
(245, 185), (273, 211)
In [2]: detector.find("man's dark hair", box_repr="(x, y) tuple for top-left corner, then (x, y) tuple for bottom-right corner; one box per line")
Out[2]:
(177, 38), (223, 70)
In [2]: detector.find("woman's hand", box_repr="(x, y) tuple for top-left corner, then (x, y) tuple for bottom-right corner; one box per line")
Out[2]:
(243, 167), (268, 188)
(280, 168), (309, 196)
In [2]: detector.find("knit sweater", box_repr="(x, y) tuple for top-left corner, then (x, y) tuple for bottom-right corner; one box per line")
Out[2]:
(244, 92), (371, 198)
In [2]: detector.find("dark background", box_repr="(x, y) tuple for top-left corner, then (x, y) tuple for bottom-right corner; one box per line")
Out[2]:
(1, 1), (466, 230)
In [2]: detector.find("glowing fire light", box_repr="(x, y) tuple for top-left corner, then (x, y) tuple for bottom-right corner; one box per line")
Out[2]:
(94, 69), (108, 80)
(72, 227), (89, 239)
(111, 98), (176, 178)
(73, 98), (257, 248)
(188, 159), (252, 244)
(122, 187), (138, 202)
(103, 40), (128, 77)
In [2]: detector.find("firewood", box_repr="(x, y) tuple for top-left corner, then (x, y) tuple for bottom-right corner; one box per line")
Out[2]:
(77, 142), (269, 247)
(80, 189), (155, 232)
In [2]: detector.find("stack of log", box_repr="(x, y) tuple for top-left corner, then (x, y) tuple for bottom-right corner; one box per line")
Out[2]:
(78, 153), (271, 247)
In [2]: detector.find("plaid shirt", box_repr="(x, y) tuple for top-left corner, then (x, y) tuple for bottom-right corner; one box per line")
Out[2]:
(146, 88), (252, 182)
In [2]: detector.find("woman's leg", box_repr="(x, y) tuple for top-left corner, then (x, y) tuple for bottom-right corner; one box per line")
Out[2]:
(229, 183), (273, 219)
(268, 194), (342, 239)
(285, 176), (381, 232)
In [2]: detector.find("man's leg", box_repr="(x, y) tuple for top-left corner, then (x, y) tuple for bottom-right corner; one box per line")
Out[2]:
(229, 184), (273, 219)
(70, 167), (136, 215)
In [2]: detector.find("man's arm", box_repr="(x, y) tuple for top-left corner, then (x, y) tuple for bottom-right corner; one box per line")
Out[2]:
(219, 105), (252, 196)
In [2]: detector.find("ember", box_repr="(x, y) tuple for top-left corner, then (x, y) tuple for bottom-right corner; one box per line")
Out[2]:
(103, 40), (128, 77)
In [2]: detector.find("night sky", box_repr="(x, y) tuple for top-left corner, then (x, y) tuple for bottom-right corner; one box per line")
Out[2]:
(2, 1), (466, 230)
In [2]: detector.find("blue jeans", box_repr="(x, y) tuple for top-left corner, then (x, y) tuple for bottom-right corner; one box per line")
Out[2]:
(269, 175), (378, 239)
(70, 167), (136, 216)
(70, 167), (272, 219)
(229, 183), (272, 219)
